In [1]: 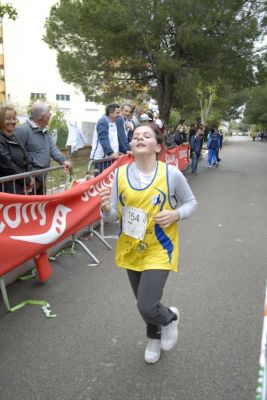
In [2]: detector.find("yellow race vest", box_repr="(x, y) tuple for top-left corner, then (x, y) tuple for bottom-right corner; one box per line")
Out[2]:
(116, 161), (179, 272)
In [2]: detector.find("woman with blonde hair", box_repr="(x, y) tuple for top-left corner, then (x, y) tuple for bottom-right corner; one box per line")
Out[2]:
(0, 105), (33, 194)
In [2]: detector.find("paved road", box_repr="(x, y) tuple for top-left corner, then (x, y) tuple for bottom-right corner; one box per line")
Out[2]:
(0, 136), (266, 400)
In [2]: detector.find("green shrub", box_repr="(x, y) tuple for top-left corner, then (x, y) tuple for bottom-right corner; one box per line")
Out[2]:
(49, 111), (68, 148)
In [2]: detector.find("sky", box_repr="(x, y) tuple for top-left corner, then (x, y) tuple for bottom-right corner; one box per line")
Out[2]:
(3, 0), (72, 103)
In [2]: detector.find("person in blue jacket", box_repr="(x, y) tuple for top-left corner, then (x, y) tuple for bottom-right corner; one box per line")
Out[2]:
(207, 126), (221, 167)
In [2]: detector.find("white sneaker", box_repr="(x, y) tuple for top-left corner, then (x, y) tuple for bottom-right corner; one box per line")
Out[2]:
(144, 339), (161, 364)
(161, 306), (179, 351)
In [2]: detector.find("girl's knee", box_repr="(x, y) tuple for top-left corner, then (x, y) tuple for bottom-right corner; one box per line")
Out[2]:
(137, 301), (158, 320)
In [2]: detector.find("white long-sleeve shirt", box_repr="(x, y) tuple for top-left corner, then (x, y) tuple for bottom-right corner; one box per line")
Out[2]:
(101, 162), (197, 222)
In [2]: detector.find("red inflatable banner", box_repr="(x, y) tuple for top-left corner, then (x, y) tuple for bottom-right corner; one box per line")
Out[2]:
(0, 145), (189, 280)
(160, 144), (190, 171)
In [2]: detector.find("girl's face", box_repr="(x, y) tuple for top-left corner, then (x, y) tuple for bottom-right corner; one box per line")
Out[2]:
(131, 125), (161, 156)
(3, 109), (17, 135)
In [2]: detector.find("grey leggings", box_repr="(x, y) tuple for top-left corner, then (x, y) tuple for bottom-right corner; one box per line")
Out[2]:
(126, 269), (177, 339)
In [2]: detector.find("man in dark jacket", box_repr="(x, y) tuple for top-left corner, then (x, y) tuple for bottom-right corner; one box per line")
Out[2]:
(190, 127), (203, 174)
(116, 103), (133, 154)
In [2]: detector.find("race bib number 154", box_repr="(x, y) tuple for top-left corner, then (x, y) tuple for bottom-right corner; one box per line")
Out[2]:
(122, 206), (147, 240)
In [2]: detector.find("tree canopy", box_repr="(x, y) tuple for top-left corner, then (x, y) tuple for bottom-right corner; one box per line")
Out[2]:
(44, 0), (266, 124)
(0, 3), (17, 20)
(243, 22), (267, 128)
(243, 84), (267, 127)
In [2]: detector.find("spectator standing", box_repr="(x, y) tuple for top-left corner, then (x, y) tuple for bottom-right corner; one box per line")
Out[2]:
(0, 106), (33, 194)
(217, 129), (224, 161)
(146, 110), (155, 123)
(139, 114), (162, 137)
(176, 119), (187, 143)
(188, 123), (196, 158)
(188, 124), (196, 143)
(155, 118), (165, 134)
(131, 106), (141, 128)
(196, 122), (205, 153)
(190, 127), (203, 174)
(99, 123), (197, 364)
(174, 128), (184, 145)
(15, 102), (72, 194)
(116, 103), (133, 153)
(139, 113), (153, 123)
(126, 106), (140, 143)
(219, 129), (223, 147)
(207, 126), (221, 167)
(90, 103), (121, 173)
(165, 127), (177, 148)
(250, 130), (256, 141)
(154, 113), (165, 134)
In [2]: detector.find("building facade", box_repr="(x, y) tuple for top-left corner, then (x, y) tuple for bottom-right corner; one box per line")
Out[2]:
(1, 0), (105, 144)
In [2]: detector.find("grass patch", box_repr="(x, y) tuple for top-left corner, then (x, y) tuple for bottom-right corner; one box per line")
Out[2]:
(48, 147), (90, 191)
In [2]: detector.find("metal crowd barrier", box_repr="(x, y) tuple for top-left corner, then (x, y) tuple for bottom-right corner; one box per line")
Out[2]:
(87, 156), (116, 177)
(84, 157), (118, 245)
(0, 165), (67, 195)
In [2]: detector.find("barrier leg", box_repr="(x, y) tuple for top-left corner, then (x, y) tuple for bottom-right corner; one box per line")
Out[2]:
(71, 234), (100, 266)
(0, 276), (56, 317)
(49, 235), (100, 266)
(49, 242), (76, 261)
(0, 277), (11, 311)
(80, 223), (113, 250)
(89, 227), (113, 250)
(85, 223), (113, 250)
(100, 219), (118, 240)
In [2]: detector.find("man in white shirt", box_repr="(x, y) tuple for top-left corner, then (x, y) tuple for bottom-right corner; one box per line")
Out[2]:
(91, 103), (120, 160)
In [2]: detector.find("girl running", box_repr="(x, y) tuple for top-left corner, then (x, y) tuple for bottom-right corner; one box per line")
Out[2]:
(99, 123), (197, 364)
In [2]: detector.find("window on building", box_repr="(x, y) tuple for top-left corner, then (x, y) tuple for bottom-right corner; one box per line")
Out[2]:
(31, 93), (46, 101)
(56, 94), (70, 101)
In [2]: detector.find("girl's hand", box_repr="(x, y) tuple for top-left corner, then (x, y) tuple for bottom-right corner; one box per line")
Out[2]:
(154, 209), (180, 228)
(98, 187), (111, 212)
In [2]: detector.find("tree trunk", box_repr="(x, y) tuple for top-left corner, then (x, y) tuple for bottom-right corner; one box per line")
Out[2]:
(200, 92), (214, 126)
(156, 72), (174, 126)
